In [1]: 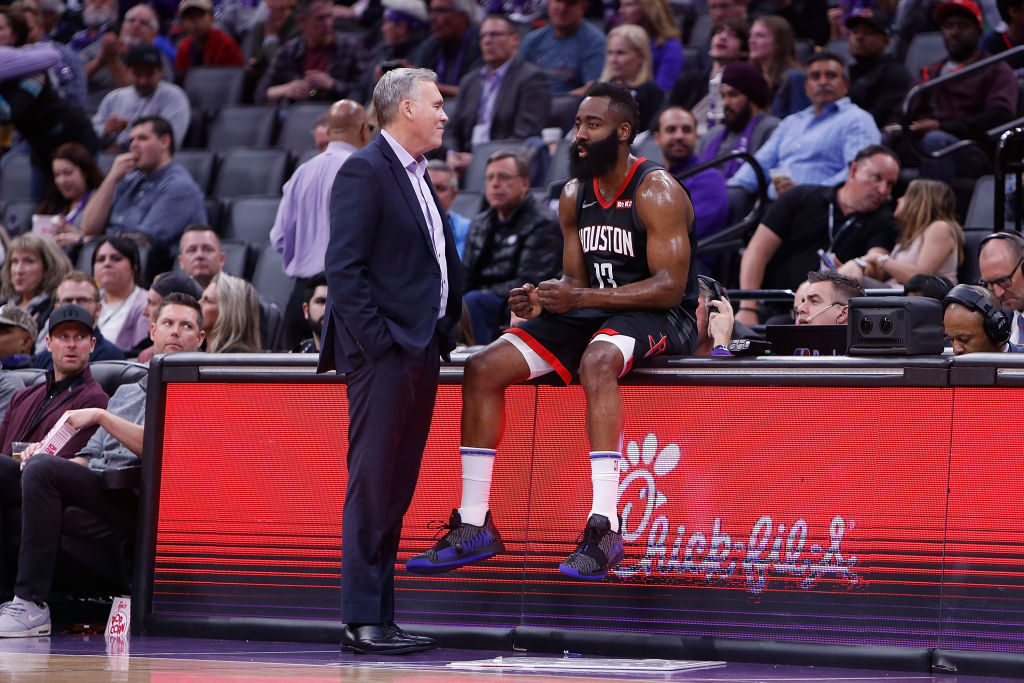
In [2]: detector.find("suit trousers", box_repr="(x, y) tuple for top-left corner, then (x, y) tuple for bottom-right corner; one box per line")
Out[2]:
(341, 335), (441, 624)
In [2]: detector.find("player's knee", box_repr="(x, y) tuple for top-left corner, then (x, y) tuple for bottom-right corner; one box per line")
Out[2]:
(464, 348), (508, 391)
(579, 346), (622, 389)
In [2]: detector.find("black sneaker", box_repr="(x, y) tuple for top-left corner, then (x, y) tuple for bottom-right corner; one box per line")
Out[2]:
(558, 514), (623, 580)
(405, 509), (504, 575)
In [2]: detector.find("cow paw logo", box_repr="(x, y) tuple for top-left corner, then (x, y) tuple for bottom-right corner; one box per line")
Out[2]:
(618, 434), (682, 542)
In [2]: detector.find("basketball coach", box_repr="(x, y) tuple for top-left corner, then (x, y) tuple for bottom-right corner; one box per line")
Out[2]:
(319, 67), (463, 655)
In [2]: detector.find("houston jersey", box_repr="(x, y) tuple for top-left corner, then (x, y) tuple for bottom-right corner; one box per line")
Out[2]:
(574, 158), (698, 313)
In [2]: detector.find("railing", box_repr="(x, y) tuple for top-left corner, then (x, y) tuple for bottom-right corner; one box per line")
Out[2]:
(994, 126), (1024, 232)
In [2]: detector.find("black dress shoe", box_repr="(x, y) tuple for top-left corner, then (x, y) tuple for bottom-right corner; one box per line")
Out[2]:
(384, 621), (437, 649)
(340, 623), (433, 655)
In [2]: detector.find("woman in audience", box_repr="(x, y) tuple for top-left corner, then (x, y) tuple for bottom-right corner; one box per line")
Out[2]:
(0, 233), (71, 350)
(92, 236), (149, 352)
(200, 272), (261, 353)
(599, 25), (663, 133)
(747, 15), (809, 118)
(35, 142), (104, 249)
(840, 179), (964, 287)
(617, 0), (683, 92)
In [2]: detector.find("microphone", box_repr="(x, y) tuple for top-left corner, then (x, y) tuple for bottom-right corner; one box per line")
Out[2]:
(799, 302), (839, 325)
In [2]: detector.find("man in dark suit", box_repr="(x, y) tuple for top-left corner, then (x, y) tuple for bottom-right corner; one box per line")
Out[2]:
(444, 13), (552, 176)
(319, 67), (464, 655)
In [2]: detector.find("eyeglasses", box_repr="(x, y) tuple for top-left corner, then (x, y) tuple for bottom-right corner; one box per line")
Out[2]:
(480, 31), (515, 40)
(979, 256), (1024, 291)
(57, 296), (99, 306)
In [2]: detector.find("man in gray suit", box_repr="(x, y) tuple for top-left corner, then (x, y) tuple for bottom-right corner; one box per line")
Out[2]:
(445, 13), (551, 176)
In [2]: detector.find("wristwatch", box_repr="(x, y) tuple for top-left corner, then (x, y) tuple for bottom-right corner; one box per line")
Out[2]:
(853, 257), (868, 270)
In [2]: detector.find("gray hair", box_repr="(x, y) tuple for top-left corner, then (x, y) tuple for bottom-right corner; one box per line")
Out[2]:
(452, 0), (479, 20)
(373, 67), (438, 129)
(426, 159), (458, 190)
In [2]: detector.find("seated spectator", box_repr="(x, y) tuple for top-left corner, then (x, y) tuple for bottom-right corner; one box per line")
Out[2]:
(81, 116), (206, 252)
(729, 52), (880, 200)
(427, 159), (470, 257)
(845, 10), (912, 130)
(794, 270), (863, 325)
(600, 25), (662, 132)
(443, 13), (551, 175)
(38, 0), (83, 45)
(695, 274), (737, 355)
(14, 0), (88, 111)
(462, 150), (562, 344)
(0, 18), (98, 197)
(408, 0), (482, 98)
(735, 145), (900, 325)
(0, 234), (72, 349)
(174, 0), (244, 82)
(0, 304), (108, 462)
(0, 292), (204, 637)
(177, 224), (225, 290)
(92, 44), (190, 151)
(0, 372), (23, 424)
(363, 0), (428, 90)
(80, 3), (174, 92)
(748, 16), (810, 119)
(292, 271), (325, 352)
(200, 272), (261, 352)
(977, 232), (1024, 346)
(884, 0), (1017, 185)
(243, 0), (300, 81)
(31, 270), (125, 369)
(670, 18), (750, 131)
(839, 178), (963, 287)
(256, 0), (370, 103)
(981, 0), (1024, 67)
(617, 0), (683, 92)
(749, 0), (829, 47)
(943, 284), (1024, 354)
(653, 106), (728, 242)
(92, 236), (149, 352)
(520, 0), (605, 95)
(132, 270), (203, 361)
(36, 143), (105, 250)
(0, 305), (38, 369)
(68, 0), (117, 73)
(906, 273), (955, 299)
(695, 61), (779, 179)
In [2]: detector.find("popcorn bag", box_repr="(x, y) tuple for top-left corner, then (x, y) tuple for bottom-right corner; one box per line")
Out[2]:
(37, 414), (79, 456)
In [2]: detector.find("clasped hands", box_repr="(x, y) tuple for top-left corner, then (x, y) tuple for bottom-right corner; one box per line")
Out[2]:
(509, 279), (579, 319)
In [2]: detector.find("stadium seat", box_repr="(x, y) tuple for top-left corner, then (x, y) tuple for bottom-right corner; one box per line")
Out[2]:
(963, 175), (1015, 231)
(175, 149), (217, 196)
(183, 66), (246, 112)
(632, 134), (661, 162)
(463, 140), (529, 192)
(7, 367), (45, 386)
(548, 94), (581, 134)
(89, 360), (148, 397)
(544, 138), (571, 186)
(0, 154), (32, 202)
(206, 106), (277, 152)
(205, 197), (223, 232)
(295, 149), (318, 168)
(904, 32), (945, 77)
(826, 38), (852, 64)
(259, 298), (286, 351)
(212, 148), (290, 199)
(451, 190), (482, 218)
(223, 196), (281, 245)
(276, 102), (330, 155)
(960, 227), (991, 285)
(97, 151), (116, 175)
(1, 199), (37, 235)
(686, 12), (712, 48)
(251, 241), (293, 310)
(75, 238), (98, 272)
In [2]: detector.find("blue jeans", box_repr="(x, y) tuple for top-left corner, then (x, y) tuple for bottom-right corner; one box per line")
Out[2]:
(464, 290), (505, 345)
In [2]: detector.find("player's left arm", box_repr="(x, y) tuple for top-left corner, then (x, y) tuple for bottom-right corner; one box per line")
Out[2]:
(538, 170), (692, 312)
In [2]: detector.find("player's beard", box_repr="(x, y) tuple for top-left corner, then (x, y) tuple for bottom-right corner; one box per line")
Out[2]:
(569, 130), (620, 181)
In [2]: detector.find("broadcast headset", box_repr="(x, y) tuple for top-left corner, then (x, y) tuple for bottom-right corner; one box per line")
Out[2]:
(942, 284), (1011, 344)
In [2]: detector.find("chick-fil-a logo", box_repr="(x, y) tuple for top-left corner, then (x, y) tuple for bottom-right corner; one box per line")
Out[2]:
(613, 434), (860, 595)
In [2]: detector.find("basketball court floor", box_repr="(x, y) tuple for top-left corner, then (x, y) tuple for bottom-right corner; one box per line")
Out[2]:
(0, 635), (1015, 681)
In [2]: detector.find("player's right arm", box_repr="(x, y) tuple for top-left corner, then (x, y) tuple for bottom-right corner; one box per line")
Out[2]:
(736, 223), (782, 325)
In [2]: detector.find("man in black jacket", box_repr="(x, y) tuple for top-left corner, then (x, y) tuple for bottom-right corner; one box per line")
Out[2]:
(462, 150), (562, 344)
(846, 10), (912, 129)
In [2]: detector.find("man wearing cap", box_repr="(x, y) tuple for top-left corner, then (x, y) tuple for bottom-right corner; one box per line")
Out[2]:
(444, 13), (551, 175)
(521, 0), (606, 95)
(91, 44), (190, 151)
(30, 271), (125, 370)
(884, 0), (1017, 183)
(845, 10), (912, 129)
(0, 306), (39, 370)
(695, 60), (780, 180)
(0, 304), (108, 462)
(655, 106), (729, 242)
(0, 292), (205, 637)
(174, 0), (244, 82)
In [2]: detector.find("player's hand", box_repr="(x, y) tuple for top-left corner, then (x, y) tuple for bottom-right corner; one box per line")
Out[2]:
(509, 283), (541, 320)
(537, 278), (579, 313)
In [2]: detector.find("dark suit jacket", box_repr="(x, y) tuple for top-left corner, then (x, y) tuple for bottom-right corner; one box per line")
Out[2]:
(444, 57), (552, 154)
(318, 133), (464, 374)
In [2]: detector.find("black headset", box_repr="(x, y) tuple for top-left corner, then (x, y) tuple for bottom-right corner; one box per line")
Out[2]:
(698, 275), (728, 302)
(943, 284), (1011, 344)
(978, 231), (1024, 251)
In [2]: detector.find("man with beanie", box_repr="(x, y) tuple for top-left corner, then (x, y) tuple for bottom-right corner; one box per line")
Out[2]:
(695, 60), (779, 180)
(846, 10), (911, 129)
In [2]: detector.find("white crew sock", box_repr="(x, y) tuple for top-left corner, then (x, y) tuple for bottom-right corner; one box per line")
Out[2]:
(589, 451), (621, 532)
(458, 447), (496, 526)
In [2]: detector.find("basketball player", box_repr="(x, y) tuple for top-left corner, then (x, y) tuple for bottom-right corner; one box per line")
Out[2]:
(406, 82), (698, 580)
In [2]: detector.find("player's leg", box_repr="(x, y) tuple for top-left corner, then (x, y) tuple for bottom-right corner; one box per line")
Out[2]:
(558, 334), (635, 580)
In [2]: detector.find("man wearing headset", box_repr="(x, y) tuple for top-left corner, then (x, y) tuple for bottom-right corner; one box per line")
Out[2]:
(977, 232), (1024, 346)
(943, 284), (1024, 355)
(794, 271), (864, 326)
